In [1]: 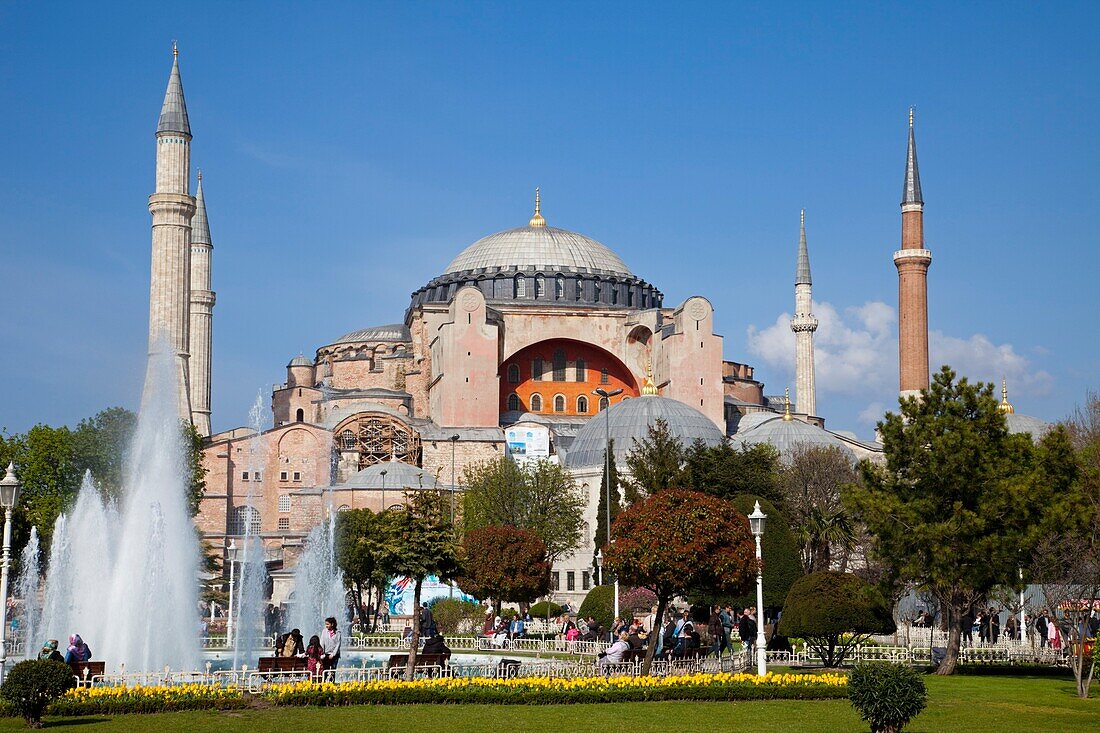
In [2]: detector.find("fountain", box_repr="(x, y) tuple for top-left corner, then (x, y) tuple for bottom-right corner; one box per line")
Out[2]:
(14, 527), (40, 656)
(39, 345), (201, 671)
(230, 392), (270, 666)
(287, 508), (346, 637)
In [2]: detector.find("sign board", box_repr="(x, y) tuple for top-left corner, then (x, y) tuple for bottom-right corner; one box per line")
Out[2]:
(506, 423), (550, 463)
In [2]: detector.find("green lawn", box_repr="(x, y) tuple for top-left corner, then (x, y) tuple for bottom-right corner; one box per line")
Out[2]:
(2, 674), (1095, 732)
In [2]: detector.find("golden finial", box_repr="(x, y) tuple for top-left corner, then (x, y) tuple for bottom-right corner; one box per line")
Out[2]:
(641, 360), (658, 396)
(529, 187), (546, 228)
(783, 387), (793, 421)
(197, 169), (203, 182)
(173, 40), (179, 59)
(909, 106), (914, 128)
(999, 378), (1015, 414)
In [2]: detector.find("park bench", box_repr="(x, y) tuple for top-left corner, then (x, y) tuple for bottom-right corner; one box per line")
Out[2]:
(257, 656), (309, 673)
(68, 661), (105, 685)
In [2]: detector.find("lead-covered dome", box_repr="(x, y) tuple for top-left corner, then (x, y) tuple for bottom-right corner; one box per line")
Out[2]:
(730, 413), (856, 463)
(565, 395), (725, 468)
(445, 226), (632, 277)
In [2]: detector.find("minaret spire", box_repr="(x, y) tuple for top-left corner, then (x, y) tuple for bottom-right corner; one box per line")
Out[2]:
(529, 187), (546, 228)
(158, 42), (191, 136)
(895, 107), (932, 400)
(189, 171), (216, 436)
(791, 209), (818, 416)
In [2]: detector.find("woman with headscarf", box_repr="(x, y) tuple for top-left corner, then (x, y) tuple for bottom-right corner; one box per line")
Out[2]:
(64, 634), (91, 663)
(280, 628), (304, 657)
(38, 640), (64, 662)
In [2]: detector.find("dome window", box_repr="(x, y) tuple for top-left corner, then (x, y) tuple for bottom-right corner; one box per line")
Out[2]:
(555, 276), (564, 300)
(514, 275), (526, 298)
(535, 274), (545, 299)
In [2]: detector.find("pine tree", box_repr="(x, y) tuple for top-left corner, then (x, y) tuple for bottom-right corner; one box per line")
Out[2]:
(592, 440), (620, 573)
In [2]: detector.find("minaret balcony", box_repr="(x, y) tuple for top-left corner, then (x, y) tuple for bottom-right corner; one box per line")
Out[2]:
(892, 248), (932, 265)
(791, 316), (818, 332)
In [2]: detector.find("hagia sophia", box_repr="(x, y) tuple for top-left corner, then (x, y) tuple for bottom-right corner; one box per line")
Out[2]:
(144, 49), (1050, 606)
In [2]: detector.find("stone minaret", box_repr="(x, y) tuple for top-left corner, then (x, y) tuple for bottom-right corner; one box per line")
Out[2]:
(189, 172), (215, 436)
(790, 209), (818, 416)
(146, 43), (195, 420)
(894, 108), (932, 399)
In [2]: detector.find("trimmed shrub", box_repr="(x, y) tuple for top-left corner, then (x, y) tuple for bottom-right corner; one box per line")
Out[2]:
(528, 601), (563, 619)
(779, 571), (895, 667)
(428, 598), (483, 635)
(1, 660), (76, 727)
(578, 585), (614, 629)
(849, 662), (927, 733)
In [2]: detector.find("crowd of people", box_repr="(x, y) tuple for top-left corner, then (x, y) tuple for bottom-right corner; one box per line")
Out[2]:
(271, 616), (342, 675)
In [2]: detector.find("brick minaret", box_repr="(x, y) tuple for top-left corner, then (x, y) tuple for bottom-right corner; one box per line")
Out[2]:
(790, 209), (818, 416)
(894, 108), (931, 399)
(146, 43), (195, 420)
(189, 172), (215, 436)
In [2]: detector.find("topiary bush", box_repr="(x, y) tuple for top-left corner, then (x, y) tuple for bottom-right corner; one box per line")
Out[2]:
(578, 585), (614, 630)
(528, 601), (563, 619)
(428, 598), (483, 635)
(779, 571), (896, 667)
(0, 659), (76, 727)
(848, 662), (927, 733)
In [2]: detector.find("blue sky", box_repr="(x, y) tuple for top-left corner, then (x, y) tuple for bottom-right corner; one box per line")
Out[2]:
(1, 1), (1097, 437)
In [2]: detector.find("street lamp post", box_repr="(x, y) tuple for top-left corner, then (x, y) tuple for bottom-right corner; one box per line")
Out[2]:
(748, 501), (767, 676)
(0, 464), (22, 683)
(450, 434), (459, 598)
(593, 387), (623, 624)
(226, 540), (238, 649)
(380, 469), (388, 511)
(595, 549), (603, 586)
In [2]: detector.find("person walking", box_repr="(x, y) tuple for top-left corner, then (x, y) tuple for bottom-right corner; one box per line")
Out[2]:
(419, 602), (437, 639)
(738, 608), (757, 656)
(1035, 610), (1050, 648)
(708, 605), (724, 657)
(321, 617), (342, 670)
(989, 608), (1001, 644)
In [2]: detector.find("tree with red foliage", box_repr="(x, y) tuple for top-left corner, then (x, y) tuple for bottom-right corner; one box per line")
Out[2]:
(604, 488), (757, 674)
(457, 525), (551, 616)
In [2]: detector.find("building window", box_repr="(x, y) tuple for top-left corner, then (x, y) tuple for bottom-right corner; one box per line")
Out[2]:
(280, 471), (288, 481)
(551, 572), (560, 591)
(567, 571), (575, 591)
(278, 495), (291, 513)
(535, 274), (545, 299)
(600, 368), (609, 384)
(277, 517), (290, 531)
(507, 393), (521, 412)
(577, 395), (589, 413)
(530, 394), (543, 412)
(292, 471), (302, 482)
(338, 504), (351, 512)
(507, 364), (520, 383)
(554, 394), (566, 412)
(611, 285), (619, 305)
(555, 276), (564, 300)
(514, 274), (526, 298)
(593, 282), (601, 302)
(295, 408), (304, 422)
(241, 471), (249, 481)
(253, 471), (262, 482)
(599, 397), (609, 411)
(532, 357), (544, 381)
(340, 430), (356, 450)
(230, 506), (261, 536)
(575, 358), (586, 382)
(575, 279), (583, 300)
(552, 350), (566, 381)
(582, 571), (591, 590)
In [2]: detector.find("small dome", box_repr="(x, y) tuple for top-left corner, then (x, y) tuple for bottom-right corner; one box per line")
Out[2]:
(341, 462), (438, 490)
(1005, 413), (1052, 441)
(730, 414), (856, 463)
(565, 396), (724, 468)
(330, 323), (411, 345)
(287, 354), (312, 368)
(444, 226), (632, 277)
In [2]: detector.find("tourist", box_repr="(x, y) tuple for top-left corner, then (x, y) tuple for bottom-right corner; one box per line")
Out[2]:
(279, 628), (304, 657)
(419, 602), (437, 638)
(1004, 613), (1018, 641)
(673, 618), (695, 657)
(596, 632), (630, 672)
(1035, 609), (1050, 648)
(1047, 616), (1062, 651)
(509, 614), (526, 640)
(576, 615), (590, 639)
(977, 610), (988, 644)
(961, 609), (975, 646)
(659, 613), (676, 658)
(482, 609), (496, 635)
(721, 605), (734, 655)
(305, 635), (324, 678)
(64, 634), (91, 663)
(708, 605), (724, 656)
(321, 617), (341, 669)
(423, 632), (452, 658)
(38, 640), (64, 663)
(738, 608), (757, 654)
(989, 608), (1001, 644)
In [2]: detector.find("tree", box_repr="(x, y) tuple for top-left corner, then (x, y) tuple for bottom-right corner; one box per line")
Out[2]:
(719, 495), (803, 611)
(376, 490), (459, 680)
(592, 440), (620, 573)
(71, 407), (136, 500)
(604, 487), (756, 674)
(779, 571), (896, 667)
(335, 508), (390, 631)
(456, 525), (550, 615)
(462, 457), (584, 562)
(781, 445), (858, 573)
(622, 419), (685, 502)
(182, 420), (207, 517)
(684, 440), (783, 505)
(847, 366), (1079, 674)
(0, 424), (80, 556)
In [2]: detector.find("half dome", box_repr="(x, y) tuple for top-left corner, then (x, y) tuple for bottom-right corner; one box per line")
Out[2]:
(445, 226), (632, 277)
(730, 414), (856, 463)
(565, 395), (724, 468)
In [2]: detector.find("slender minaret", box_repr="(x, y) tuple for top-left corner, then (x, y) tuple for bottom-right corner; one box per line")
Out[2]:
(894, 107), (932, 399)
(790, 209), (818, 416)
(189, 171), (215, 436)
(147, 42), (195, 420)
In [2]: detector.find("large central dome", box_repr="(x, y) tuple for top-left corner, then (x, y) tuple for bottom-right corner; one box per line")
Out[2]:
(445, 225), (632, 276)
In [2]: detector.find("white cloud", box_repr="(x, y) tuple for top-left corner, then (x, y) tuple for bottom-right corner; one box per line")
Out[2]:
(747, 300), (1052, 425)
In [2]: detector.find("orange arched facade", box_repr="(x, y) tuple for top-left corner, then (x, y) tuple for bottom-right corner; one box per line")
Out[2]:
(500, 339), (639, 417)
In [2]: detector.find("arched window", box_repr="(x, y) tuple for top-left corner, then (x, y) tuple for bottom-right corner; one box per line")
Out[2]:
(577, 395), (589, 413)
(295, 408), (304, 422)
(507, 364), (520, 383)
(340, 429), (356, 450)
(552, 350), (566, 381)
(554, 394), (566, 412)
(593, 282), (601, 302)
(231, 506), (261, 536)
(575, 279), (584, 300)
(535, 274), (545, 299)
(575, 358), (586, 382)
(555, 276), (564, 300)
(599, 397), (609, 411)
(514, 275), (526, 298)
(530, 394), (543, 412)
(533, 357), (544, 381)
(611, 284), (619, 305)
(337, 505), (351, 512)
(507, 393), (521, 412)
